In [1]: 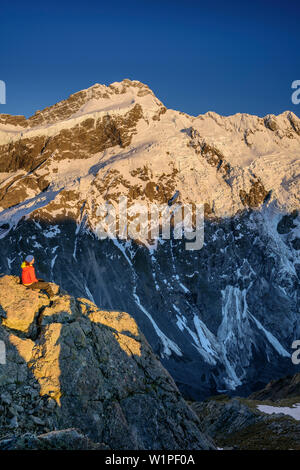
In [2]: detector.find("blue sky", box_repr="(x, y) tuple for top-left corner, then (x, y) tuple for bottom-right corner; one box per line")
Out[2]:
(1, 0), (300, 118)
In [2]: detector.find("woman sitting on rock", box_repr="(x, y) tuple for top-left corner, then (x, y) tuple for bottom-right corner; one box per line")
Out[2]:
(21, 255), (55, 298)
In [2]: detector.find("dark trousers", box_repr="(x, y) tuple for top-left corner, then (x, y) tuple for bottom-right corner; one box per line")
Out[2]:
(27, 281), (55, 298)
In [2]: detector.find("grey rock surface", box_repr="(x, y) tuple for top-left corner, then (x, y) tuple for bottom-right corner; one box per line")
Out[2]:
(0, 276), (214, 450)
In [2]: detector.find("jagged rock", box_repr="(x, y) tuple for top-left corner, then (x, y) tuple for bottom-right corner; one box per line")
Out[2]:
(9, 416), (18, 428)
(191, 392), (300, 450)
(0, 428), (109, 450)
(31, 416), (45, 426)
(0, 275), (214, 450)
(249, 373), (300, 401)
(292, 237), (300, 250)
(0, 276), (59, 336)
(1, 392), (12, 405)
(277, 210), (298, 234)
(239, 179), (270, 208)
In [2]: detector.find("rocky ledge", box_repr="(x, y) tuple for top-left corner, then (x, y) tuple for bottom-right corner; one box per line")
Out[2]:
(0, 275), (214, 450)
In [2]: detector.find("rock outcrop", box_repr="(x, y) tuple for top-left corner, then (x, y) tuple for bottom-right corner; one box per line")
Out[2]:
(191, 391), (300, 450)
(0, 275), (214, 450)
(249, 373), (300, 402)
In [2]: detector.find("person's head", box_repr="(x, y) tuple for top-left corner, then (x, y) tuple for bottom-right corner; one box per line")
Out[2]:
(25, 254), (35, 265)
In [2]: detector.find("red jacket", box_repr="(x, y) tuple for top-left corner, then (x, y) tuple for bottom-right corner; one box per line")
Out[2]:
(21, 262), (38, 286)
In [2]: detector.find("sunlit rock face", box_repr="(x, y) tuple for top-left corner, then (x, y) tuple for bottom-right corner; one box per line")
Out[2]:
(0, 79), (299, 400)
(0, 276), (213, 450)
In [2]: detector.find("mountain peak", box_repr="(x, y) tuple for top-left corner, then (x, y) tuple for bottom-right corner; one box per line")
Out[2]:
(0, 79), (161, 132)
(26, 78), (161, 128)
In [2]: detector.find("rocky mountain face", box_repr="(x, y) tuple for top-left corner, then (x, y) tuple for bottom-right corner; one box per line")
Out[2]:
(0, 79), (299, 400)
(0, 275), (213, 449)
(249, 372), (300, 401)
(191, 394), (300, 450)
(191, 372), (300, 450)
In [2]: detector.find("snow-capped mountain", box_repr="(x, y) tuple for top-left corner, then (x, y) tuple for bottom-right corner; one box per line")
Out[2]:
(0, 79), (299, 399)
